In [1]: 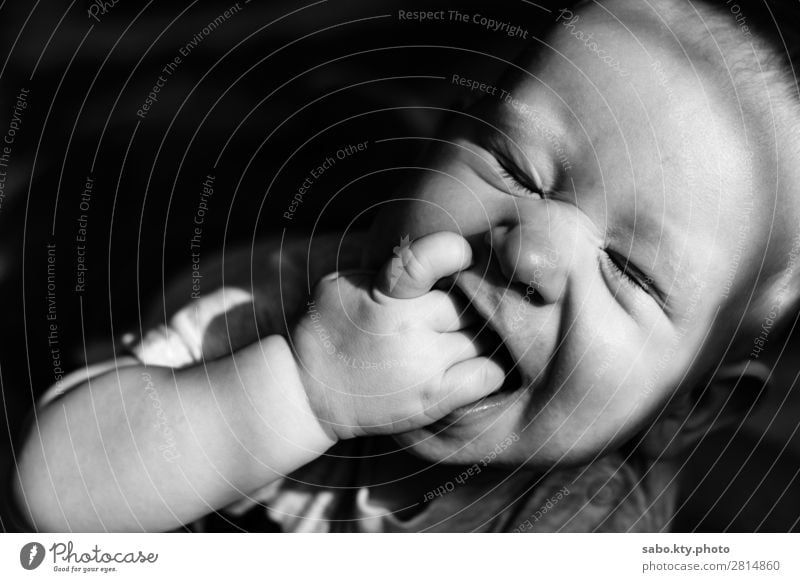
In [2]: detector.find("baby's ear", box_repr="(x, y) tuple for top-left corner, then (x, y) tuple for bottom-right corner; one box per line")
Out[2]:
(637, 360), (772, 459)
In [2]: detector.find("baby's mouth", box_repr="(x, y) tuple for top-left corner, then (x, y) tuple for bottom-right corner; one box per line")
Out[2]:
(438, 285), (525, 420)
(481, 326), (524, 396)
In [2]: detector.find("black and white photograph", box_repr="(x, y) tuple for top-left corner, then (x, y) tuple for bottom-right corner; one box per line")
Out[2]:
(0, 0), (799, 578)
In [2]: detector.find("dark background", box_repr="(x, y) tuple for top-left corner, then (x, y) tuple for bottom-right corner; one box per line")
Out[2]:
(0, 0), (798, 532)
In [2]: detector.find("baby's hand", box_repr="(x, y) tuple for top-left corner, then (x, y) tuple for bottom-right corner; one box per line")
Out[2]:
(292, 232), (505, 441)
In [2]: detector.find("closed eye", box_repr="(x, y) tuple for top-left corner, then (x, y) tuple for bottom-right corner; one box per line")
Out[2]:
(604, 249), (655, 296)
(494, 158), (543, 199)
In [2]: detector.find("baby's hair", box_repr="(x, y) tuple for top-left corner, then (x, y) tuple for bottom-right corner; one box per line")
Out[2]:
(658, 0), (800, 350)
(689, 0), (800, 154)
(563, 0), (800, 156)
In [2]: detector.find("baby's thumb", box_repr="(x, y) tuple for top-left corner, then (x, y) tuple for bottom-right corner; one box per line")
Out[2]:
(435, 357), (507, 416)
(374, 231), (472, 299)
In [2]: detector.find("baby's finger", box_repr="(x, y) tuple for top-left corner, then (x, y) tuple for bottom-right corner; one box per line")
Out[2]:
(436, 357), (507, 414)
(421, 289), (479, 331)
(438, 329), (500, 361)
(374, 232), (472, 299)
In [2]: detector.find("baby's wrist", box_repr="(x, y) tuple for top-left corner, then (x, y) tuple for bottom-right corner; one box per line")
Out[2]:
(287, 335), (346, 444)
(243, 335), (338, 458)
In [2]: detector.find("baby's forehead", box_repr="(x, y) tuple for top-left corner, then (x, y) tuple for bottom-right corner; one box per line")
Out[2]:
(502, 2), (734, 146)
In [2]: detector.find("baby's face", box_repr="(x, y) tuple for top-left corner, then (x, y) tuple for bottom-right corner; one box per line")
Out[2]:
(368, 1), (780, 466)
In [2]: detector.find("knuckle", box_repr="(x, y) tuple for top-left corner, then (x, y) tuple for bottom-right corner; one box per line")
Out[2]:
(418, 379), (441, 412)
(403, 250), (430, 284)
(355, 300), (383, 332)
(312, 274), (338, 300)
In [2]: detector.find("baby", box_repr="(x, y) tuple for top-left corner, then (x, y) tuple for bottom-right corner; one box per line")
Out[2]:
(13, 0), (800, 532)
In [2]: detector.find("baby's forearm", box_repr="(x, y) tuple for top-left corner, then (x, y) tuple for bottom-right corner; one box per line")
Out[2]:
(14, 336), (334, 532)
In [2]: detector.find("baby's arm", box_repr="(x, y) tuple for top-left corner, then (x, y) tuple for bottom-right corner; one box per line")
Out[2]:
(14, 233), (360, 532)
(14, 232), (501, 532)
(14, 336), (331, 532)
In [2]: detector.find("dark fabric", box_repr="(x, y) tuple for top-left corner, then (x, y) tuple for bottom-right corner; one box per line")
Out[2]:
(221, 437), (677, 533)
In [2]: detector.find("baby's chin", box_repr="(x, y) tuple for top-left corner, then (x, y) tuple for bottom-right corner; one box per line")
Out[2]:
(391, 401), (529, 465)
(392, 430), (506, 465)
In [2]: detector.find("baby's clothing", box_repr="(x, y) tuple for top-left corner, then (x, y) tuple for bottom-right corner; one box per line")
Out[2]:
(122, 240), (677, 532)
(214, 438), (675, 532)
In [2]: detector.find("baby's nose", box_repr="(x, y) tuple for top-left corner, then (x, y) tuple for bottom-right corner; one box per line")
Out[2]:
(487, 221), (569, 304)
